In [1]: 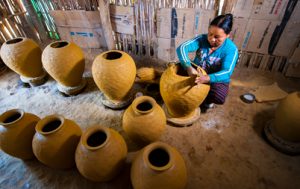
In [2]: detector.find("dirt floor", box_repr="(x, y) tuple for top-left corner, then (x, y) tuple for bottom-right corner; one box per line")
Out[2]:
(0, 50), (300, 189)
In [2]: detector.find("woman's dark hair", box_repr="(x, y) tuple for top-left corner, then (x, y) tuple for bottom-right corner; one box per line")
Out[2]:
(210, 14), (233, 34)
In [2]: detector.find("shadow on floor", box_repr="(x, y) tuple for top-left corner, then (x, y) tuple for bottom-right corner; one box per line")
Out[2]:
(22, 156), (133, 188)
(252, 107), (275, 139)
(79, 76), (99, 95)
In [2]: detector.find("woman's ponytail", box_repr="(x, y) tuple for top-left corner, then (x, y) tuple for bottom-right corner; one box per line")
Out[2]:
(210, 13), (233, 34)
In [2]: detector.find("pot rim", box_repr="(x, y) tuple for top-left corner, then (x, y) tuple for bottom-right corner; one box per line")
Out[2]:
(143, 142), (173, 172)
(171, 63), (189, 79)
(49, 40), (71, 49)
(100, 50), (125, 61)
(4, 37), (25, 45)
(0, 109), (25, 126)
(170, 63), (207, 78)
(82, 125), (110, 151)
(132, 96), (156, 115)
(35, 114), (65, 135)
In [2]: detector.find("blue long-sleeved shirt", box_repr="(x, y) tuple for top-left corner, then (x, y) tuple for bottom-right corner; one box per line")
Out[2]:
(176, 34), (238, 83)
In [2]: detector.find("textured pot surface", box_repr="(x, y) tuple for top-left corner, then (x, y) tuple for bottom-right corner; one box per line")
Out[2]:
(0, 109), (40, 160)
(122, 96), (166, 144)
(32, 115), (82, 169)
(75, 125), (127, 182)
(274, 92), (300, 142)
(0, 37), (43, 77)
(131, 142), (187, 189)
(42, 41), (85, 87)
(92, 50), (136, 102)
(136, 67), (157, 82)
(160, 64), (210, 117)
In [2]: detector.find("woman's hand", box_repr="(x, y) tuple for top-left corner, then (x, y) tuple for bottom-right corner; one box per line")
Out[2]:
(187, 66), (210, 84)
(187, 67), (199, 76)
(195, 74), (210, 84)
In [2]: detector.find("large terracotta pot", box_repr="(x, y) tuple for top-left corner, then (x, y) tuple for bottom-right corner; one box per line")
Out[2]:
(131, 142), (187, 189)
(122, 96), (166, 144)
(75, 125), (127, 182)
(92, 50), (136, 102)
(0, 37), (44, 78)
(273, 92), (300, 142)
(32, 115), (82, 169)
(42, 41), (85, 87)
(0, 109), (40, 160)
(160, 63), (210, 118)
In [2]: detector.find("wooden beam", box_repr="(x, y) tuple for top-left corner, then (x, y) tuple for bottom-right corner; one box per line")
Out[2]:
(98, 0), (116, 50)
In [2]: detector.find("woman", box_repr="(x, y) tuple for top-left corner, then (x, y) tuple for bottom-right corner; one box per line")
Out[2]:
(176, 13), (238, 111)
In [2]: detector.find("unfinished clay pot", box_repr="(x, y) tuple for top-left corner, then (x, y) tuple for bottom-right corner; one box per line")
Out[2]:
(273, 92), (300, 142)
(32, 115), (82, 169)
(42, 41), (86, 95)
(160, 63), (210, 118)
(75, 125), (127, 182)
(122, 96), (166, 144)
(131, 142), (187, 189)
(0, 37), (46, 85)
(92, 50), (136, 103)
(0, 109), (40, 160)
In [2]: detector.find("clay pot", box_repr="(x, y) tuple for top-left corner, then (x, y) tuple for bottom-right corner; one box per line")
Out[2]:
(160, 63), (210, 117)
(32, 115), (82, 169)
(75, 125), (127, 182)
(0, 109), (40, 160)
(42, 41), (85, 87)
(273, 92), (300, 142)
(92, 50), (136, 102)
(122, 96), (166, 144)
(0, 37), (44, 78)
(137, 67), (157, 82)
(131, 142), (187, 189)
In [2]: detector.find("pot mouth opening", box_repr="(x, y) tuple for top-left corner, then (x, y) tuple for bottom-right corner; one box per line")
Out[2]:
(1, 110), (22, 124)
(42, 119), (62, 133)
(137, 101), (153, 112)
(6, 38), (23, 44)
(103, 51), (123, 60)
(50, 41), (69, 48)
(175, 64), (189, 76)
(148, 148), (170, 168)
(87, 130), (107, 148)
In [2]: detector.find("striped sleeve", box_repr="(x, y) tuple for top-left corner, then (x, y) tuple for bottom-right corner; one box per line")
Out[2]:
(209, 47), (239, 83)
(176, 35), (203, 69)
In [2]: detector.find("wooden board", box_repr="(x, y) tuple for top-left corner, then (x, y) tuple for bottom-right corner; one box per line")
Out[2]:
(110, 5), (134, 35)
(252, 82), (288, 102)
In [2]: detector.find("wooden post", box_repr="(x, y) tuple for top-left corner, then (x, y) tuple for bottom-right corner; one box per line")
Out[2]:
(98, 0), (116, 50)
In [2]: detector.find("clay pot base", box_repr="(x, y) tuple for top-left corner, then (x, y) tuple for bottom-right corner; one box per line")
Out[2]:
(20, 70), (48, 87)
(162, 104), (200, 127)
(57, 78), (87, 96)
(264, 120), (300, 155)
(100, 92), (133, 110)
